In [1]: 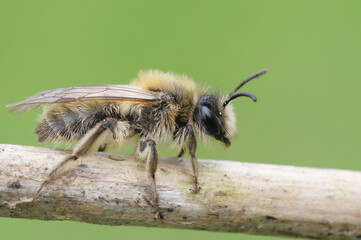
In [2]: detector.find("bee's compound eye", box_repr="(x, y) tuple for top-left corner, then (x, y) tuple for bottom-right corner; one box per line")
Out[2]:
(200, 106), (211, 118)
(200, 106), (221, 137)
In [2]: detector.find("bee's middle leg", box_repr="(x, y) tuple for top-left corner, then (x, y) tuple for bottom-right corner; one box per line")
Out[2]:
(187, 125), (200, 193)
(136, 138), (162, 218)
(35, 118), (119, 199)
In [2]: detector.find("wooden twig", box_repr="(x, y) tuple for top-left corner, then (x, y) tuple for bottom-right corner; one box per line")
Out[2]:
(0, 144), (360, 239)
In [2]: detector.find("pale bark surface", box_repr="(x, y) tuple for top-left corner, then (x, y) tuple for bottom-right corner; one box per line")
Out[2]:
(0, 144), (360, 239)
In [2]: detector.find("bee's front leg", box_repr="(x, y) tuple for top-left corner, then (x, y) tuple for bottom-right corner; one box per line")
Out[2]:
(136, 138), (162, 218)
(187, 125), (200, 193)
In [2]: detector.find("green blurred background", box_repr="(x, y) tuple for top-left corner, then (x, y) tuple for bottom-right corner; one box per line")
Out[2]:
(1, 0), (360, 239)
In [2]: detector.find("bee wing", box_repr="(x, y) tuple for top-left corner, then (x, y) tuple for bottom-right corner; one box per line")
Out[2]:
(7, 85), (161, 113)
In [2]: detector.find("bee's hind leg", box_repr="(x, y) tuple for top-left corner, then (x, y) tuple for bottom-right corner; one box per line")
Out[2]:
(186, 125), (200, 193)
(34, 118), (119, 200)
(136, 138), (162, 219)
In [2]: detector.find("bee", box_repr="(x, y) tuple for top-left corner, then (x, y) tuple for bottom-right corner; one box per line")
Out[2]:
(7, 69), (267, 216)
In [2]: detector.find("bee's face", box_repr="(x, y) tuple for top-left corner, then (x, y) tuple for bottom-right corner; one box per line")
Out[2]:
(194, 94), (235, 146)
(194, 69), (268, 146)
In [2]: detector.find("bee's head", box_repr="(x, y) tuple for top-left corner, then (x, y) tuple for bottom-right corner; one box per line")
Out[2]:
(194, 69), (268, 147)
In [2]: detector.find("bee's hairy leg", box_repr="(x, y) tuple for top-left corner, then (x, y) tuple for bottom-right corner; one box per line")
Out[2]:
(187, 125), (200, 193)
(35, 155), (78, 199)
(34, 118), (118, 200)
(137, 138), (162, 219)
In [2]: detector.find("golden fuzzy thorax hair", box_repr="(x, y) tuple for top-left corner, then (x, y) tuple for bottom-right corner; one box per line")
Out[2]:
(132, 70), (200, 97)
(131, 70), (237, 145)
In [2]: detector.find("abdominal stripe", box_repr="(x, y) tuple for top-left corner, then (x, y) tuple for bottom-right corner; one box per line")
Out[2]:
(36, 103), (124, 143)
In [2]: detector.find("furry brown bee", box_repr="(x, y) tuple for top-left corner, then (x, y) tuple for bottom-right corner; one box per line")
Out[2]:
(7, 69), (267, 216)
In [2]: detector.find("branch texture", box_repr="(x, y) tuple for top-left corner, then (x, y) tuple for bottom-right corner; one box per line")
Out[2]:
(0, 144), (360, 239)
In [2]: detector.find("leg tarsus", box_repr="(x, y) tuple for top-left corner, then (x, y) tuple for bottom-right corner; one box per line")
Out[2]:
(34, 155), (78, 200)
(142, 196), (163, 219)
(33, 180), (50, 201)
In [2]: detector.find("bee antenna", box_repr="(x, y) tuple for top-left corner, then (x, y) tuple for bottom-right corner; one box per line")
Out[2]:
(231, 69), (268, 94)
(223, 92), (257, 107)
(223, 69), (268, 108)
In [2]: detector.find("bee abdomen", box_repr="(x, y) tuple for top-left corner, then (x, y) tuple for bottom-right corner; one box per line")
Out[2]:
(36, 115), (76, 143)
(35, 121), (54, 142)
(36, 102), (125, 143)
